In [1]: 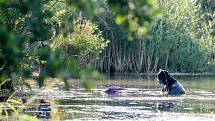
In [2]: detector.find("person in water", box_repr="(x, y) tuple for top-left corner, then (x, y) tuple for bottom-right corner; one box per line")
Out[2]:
(157, 69), (186, 95)
(105, 86), (124, 95)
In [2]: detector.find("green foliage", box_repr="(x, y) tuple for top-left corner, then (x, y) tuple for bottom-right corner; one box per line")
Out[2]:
(197, 0), (215, 13)
(107, 0), (162, 39)
(96, 0), (215, 73)
(0, 0), (55, 87)
(52, 17), (109, 67)
(66, 0), (105, 17)
(0, 27), (24, 74)
(94, 10), (145, 72)
(0, 0), (107, 89)
(18, 114), (39, 121)
(0, 0), (106, 120)
(80, 64), (105, 91)
(144, 0), (215, 72)
(3, 0), (215, 119)
(0, 96), (25, 121)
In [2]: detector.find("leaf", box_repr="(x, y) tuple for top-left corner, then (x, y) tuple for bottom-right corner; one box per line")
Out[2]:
(0, 79), (7, 87)
(7, 91), (17, 100)
(116, 15), (127, 24)
(7, 99), (23, 105)
(0, 104), (3, 120)
(83, 80), (94, 91)
(3, 107), (8, 121)
(19, 114), (39, 121)
(6, 102), (19, 117)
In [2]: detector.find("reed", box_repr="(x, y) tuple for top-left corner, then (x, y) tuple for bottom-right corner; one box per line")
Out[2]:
(95, 0), (215, 73)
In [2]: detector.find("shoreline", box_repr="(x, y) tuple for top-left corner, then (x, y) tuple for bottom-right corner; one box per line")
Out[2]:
(104, 72), (215, 76)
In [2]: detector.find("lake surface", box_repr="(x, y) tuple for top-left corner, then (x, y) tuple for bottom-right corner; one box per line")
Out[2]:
(16, 75), (215, 120)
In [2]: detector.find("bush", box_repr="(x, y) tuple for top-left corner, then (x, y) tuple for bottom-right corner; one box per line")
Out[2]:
(52, 17), (109, 67)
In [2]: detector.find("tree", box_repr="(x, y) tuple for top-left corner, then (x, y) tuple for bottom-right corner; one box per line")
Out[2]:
(0, 0), (106, 97)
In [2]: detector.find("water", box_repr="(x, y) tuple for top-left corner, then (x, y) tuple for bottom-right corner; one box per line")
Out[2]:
(16, 75), (215, 120)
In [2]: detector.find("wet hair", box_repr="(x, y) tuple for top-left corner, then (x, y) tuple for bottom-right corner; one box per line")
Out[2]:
(157, 69), (169, 85)
(157, 69), (185, 95)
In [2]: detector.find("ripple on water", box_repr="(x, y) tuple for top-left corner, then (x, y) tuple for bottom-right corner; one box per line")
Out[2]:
(14, 86), (215, 121)
(68, 113), (215, 121)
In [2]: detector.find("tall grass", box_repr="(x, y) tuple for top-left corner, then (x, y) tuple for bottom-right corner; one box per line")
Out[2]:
(95, 0), (215, 73)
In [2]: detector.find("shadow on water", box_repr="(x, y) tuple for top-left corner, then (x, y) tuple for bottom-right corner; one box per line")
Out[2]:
(8, 74), (215, 120)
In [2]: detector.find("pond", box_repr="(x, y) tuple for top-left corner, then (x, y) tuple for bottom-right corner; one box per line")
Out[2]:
(15, 75), (215, 120)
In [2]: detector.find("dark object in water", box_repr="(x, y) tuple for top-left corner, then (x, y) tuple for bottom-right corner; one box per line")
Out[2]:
(105, 86), (124, 94)
(38, 99), (51, 119)
(21, 98), (28, 104)
(157, 69), (186, 95)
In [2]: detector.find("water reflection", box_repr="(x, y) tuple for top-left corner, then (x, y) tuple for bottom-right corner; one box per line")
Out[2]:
(23, 99), (52, 119)
(38, 99), (51, 119)
(11, 75), (215, 120)
(156, 101), (175, 112)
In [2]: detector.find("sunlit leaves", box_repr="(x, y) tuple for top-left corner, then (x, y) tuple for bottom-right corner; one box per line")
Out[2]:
(0, 0), (11, 4)
(0, 98), (25, 121)
(107, 0), (161, 39)
(149, 0), (211, 72)
(19, 114), (39, 121)
(0, 0), (106, 91)
(83, 80), (94, 91)
(52, 17), (109, 67)
(116, 15), (127, 25)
